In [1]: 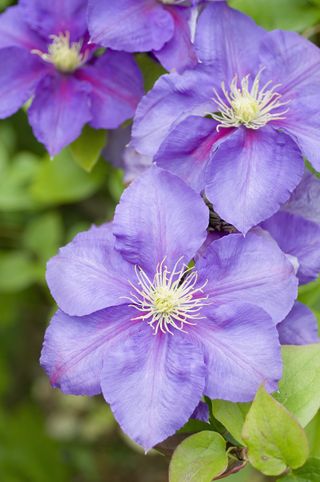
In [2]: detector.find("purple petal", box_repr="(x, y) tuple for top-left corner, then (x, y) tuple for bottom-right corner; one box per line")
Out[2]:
(20, 0), (88, 40)
(0, 47), (47, 118)
(196, 229), (298, 324)
(103, 125), (152, 183)
(259, 30), (320, 100)
(205, 126), (304, 234)
(154, 6), (197, 73)
(261, 211), (320, 285)
(113, 166), (209, 275)
(277, 302), (319, 346)
(193, 303), (281, 402)
(195, 2), (264, 81)
(155, 116), (231, 193)
(28, 74), (92, 157)
(101, 327), (206, 450)
(88, 0), (174, 52)
(279, 111), (320, 172)
(284, 171), (320, 224)
(0, 5), (45, 50)
(77, 50), (143, 130)
(131, 66), (214, 157)
(40, 305), (136, 395)
(46, 224), (135, 317)
(191, 401), (209, 423)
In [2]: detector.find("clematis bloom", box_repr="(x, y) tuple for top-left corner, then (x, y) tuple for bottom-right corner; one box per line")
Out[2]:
(0, 0), (143, 156)
(132, 2), (320, 233)
(41, 167), (298, 450)
(88, 0), (207, 72)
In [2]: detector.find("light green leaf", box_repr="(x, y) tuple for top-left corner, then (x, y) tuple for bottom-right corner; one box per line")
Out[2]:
(31, 150), (107, 205)
(306, 412), (320, 457)
(242, 386), (309, 476)
(275, 345), (320, 427)
(0, 152), (39, 211)
(212, 400), (250, 444)
(279, 457), (320, 482)
(169, 431), (228, 482)
(136, 54), (167, 91)
(23, 212), (63, 263)
(0, 251), (38, 292)
(230, 0), (320, 31)
(70, 125), (107, 172)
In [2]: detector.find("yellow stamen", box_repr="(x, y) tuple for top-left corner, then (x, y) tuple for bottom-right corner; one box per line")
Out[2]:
(32, 32), (88, 73)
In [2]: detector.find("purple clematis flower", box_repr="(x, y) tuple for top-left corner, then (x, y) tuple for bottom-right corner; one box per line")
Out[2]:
(88, 0), (209, 72)
(0, 1), (143, 156)
(41, 167), (297, 450)
(131, 2), (320, 233)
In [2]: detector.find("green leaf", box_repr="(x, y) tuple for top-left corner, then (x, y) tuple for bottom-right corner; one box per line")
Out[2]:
(230, 0), (320, 31)
(169, 431), (228, 482)
(70, 125), (107, 172)
(242, 386), (309, 476)
(0, 251), (38, 292)
(275, 345), (320, 427)
(306, 412), (320, 457)
(0, 152), (39, 211)
(31, 150), (107, 205)
(23, 212), (63, 263)
(136, 54), (167, 91)
(279, 457), (320, 481)
(212, 400), (250, 444)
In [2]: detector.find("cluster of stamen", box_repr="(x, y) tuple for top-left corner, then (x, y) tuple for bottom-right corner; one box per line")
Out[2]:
(211, 69), (290, 130)
(32, 32), (88, 73)
(126, 258), (208, 335)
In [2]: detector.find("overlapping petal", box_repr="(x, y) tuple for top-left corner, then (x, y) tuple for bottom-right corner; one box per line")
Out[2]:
(21, 0), (88, 40)
(113, 167), (209, 275)
(77, 51), (143, 129)
(28, 74), (92, 157)
(261, 211), (320, 285)
(101, 326), (206, 451)
(205, 126), (304, 233)
(0, 47), (47, 118)
(46, 224), (135, 317)
(88, 0), (174, 52)
(40, 305), (137, 395)
(131, 66), (214, 157)
(193, 303), (281, 401)
(284, 171), (320, 224)
(154, 6), (197, 72)
(155, 116), (231, 192)
(196, 230), (298, 324)
(277, 302), (319, 346)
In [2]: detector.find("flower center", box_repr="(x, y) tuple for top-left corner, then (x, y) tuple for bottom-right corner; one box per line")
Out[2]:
(211, 69), (290, 130)
(127, 258), (208, 335)
(32, 32), (88, 73)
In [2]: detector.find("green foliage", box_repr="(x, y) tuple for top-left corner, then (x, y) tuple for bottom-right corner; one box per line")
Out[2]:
(275, 345), (320, 427)
(230, 0), (320, 31)
(31, 151), (107, 205)
(70, 125), (107, 172)
(0, 251), (39, 292)
(169, 431), (228, 482)
(279, 457), (320, 481)
(0, 407), (70, 482)
(242, 386), (309, 476)
(211, 400), (250, 445)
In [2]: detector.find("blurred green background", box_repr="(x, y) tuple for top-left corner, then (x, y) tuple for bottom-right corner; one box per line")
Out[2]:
(1, 1), (320, 481)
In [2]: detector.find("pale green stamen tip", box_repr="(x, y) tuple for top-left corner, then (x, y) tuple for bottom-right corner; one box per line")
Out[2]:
(32, 32), (88, 73)
(126, 257), (208, 335)
(211, 69), (290, 130)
